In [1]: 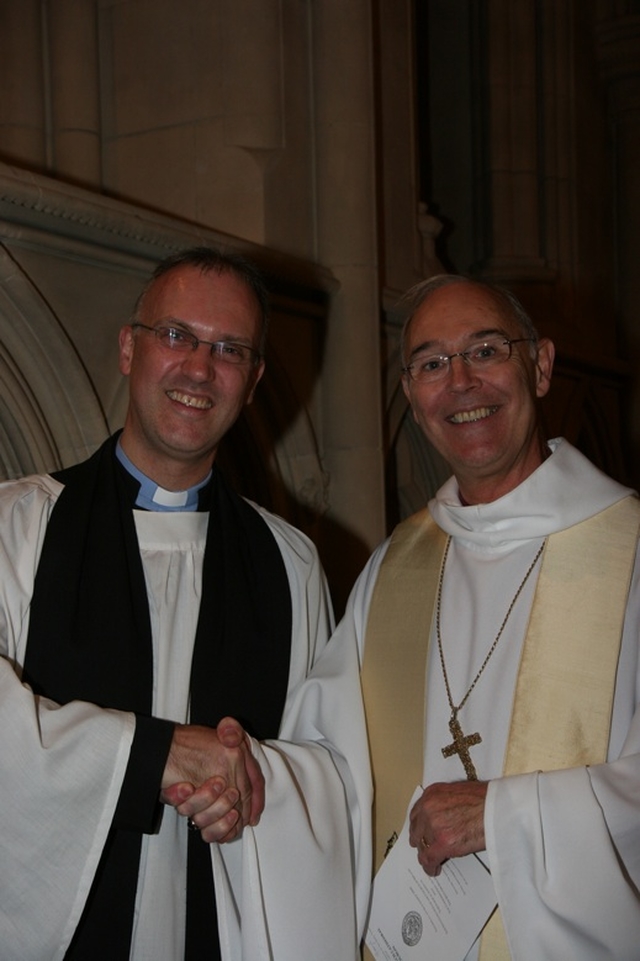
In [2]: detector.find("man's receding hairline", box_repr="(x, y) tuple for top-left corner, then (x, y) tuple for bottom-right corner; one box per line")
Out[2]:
(132, 247), (269, 352)
(400, 274), (539, 361)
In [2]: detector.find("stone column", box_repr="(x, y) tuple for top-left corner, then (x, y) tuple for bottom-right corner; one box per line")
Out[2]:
(310, 0), (385, 607)
(0, 0), (46, 167)
(222, 0), (283, 153)
(47, 0), (101, 185)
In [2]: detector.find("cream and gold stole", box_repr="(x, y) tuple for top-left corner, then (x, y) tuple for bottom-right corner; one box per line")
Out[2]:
(361, 496), (640, 961)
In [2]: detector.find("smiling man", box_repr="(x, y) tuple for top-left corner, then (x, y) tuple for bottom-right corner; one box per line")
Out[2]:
(400, 280), (554, 504)
(0, 247), (368, 961)
(331, 274), (640, 960)
(119, 262), (266, 488)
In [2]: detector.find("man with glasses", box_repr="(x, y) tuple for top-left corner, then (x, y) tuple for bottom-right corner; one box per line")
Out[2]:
(336, 274), (639, 959)
(0, 247), (369, 960)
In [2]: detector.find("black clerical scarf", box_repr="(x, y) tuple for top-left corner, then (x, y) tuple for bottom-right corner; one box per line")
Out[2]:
(23, 433), (293, 961)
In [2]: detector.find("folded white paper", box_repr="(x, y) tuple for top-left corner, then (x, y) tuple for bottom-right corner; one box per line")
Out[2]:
(366, 786), (498, 961)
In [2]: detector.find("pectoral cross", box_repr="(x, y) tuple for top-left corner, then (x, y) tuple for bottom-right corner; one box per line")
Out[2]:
(441, 711), (482, 781)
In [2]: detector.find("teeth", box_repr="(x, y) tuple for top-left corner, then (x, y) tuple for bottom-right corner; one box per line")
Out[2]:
(167, 390), (212, 410)
(449, 406), (497, 424)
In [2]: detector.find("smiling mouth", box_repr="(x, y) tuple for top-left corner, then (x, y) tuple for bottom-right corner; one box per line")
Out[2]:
(448, 406), (498, 424)
(167, 390), (212, 410)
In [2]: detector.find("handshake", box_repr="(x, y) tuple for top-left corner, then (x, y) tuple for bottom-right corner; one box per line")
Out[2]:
(160, 717), (263, 844)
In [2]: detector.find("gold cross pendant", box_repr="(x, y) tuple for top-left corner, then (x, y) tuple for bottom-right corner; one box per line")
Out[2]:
(442, 712), (482, 781)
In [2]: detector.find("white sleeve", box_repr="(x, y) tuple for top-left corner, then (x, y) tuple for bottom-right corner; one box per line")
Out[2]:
(588, 708), (640, 887)
(486, 756), (640, 961)
(0, 478), (135, 961)
(211, 528), (382, 961)
(485, 555), (640, 961)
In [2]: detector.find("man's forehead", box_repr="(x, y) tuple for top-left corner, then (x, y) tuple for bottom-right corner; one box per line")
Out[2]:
(145, 264), (237, 300)
(407, 286), (512, 346)
(140, 266), (260, 325)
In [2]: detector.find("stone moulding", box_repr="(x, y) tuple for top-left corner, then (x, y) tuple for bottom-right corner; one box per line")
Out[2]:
(0, 161), (337, 293)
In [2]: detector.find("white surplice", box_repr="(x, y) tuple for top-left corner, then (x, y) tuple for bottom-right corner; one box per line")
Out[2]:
(0, 476), (371, 961)
(337, 438), (640, 960)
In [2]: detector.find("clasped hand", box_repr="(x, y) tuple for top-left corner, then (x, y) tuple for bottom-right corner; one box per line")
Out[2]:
(408, 780), (488, 876)
(160, 717), (264, 844)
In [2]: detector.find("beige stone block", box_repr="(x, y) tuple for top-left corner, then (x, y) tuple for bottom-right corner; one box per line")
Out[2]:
(48, 0), (101, 183)
(220, 0), (283, 149)
(100, 0), (226, 137)
(0, 0), (45, 164)
(105, 120), (269, 247)
(260, 9), (314, 256)
(194, 120), (266, 243)
(104, 126), (198, 222)
(49, 0), (100, 126)
(321, 266), (381, 450)
(263, 147), (314, 258)
(311, 0), (374, 126)
(53, 131), (101, 186)
(315, 119), (376, 264)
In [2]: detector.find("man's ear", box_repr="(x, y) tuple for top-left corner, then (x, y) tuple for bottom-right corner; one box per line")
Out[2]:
(118, 326), (135, 376)
(534, 338), (555, 399)
(244, 359), (265, 406)
(401, 371), (413, 405)
(401, 372), (420, 424)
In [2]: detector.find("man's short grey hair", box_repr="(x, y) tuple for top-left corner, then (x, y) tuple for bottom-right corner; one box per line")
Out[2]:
(133, 245), (270, 355)
(399, 274), (539, 363)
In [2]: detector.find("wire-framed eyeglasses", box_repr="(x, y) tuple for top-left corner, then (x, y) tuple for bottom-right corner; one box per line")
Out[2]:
(402, 336), (534, 384)
(132, 323), (262, 367)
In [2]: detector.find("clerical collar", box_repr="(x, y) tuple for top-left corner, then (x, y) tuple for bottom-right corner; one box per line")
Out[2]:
(115, 442), (211, 512)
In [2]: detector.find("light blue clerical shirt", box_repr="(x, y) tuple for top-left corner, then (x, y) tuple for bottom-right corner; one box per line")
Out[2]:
(115, 441), (211, 512)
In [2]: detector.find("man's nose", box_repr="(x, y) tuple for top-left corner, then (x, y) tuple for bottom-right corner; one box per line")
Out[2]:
(180, 343), (216, 379)
(446, 353), (480, 389)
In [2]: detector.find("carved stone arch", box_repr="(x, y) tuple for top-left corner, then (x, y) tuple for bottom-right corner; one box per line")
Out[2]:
(0, 348), (58, 477)
(0, 246), (107, 478)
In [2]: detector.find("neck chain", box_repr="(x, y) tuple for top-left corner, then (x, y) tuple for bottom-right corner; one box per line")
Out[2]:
(436, 536), (546, 780)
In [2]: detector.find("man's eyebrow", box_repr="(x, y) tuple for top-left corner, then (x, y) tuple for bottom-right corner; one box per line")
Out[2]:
(151, 316), (192, 330)
(408, 328), (507, 359)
